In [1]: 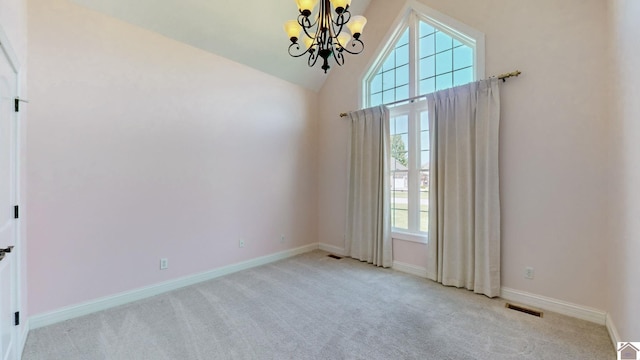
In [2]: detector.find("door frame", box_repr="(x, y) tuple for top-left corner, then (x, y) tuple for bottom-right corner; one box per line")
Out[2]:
(0, 23), (25, 359)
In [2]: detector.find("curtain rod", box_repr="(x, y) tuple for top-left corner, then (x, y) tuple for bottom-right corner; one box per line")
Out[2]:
(339, 70), (521, 118)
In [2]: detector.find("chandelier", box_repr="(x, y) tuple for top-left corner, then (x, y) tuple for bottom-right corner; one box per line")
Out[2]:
(284, 0), (367, 73)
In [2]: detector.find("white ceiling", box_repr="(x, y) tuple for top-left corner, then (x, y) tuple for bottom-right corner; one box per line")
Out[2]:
(72, 0), (372, 91)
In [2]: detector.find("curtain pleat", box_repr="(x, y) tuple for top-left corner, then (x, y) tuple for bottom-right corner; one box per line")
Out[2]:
(426, 79), (501, 297)
(346, 106), (392, 267)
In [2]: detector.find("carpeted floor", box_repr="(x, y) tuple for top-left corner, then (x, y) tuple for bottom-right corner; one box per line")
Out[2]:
(22, 250), (615, 360)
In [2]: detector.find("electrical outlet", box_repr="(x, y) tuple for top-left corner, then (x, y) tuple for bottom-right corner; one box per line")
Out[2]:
(524, 266), (534, 279)
(280, 235), (285, 243)
(160, 258), (168, 270)
(239, 239), (245, 248)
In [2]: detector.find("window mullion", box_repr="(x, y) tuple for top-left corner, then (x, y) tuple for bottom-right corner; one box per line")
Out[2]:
(409, 12), (418, 99)
(407, 105), (420, 232)
(407, 13), (420, 233)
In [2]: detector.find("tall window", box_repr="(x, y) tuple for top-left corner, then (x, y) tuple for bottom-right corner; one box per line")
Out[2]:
(363, 5), (484, 240)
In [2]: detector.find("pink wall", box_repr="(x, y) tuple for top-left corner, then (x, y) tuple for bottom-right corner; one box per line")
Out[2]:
(608, 0), (640, 341)
(24, 0), (639, 334)
(26, 0), (318, 315)
(318, 0), (610, 310)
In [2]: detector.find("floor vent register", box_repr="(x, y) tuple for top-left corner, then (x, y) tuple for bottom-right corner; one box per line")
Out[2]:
(505, 303), (543, 318)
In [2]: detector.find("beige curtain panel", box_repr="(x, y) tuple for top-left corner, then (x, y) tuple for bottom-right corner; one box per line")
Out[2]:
(345, 105), (392, 267)
(426, 78), (501, 297)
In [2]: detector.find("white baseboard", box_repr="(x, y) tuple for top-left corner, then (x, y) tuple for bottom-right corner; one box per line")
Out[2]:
(606, 313), (620, 347)
(318, 243), (346, 256)
(29, 243), (319, 329)
(500, 287), (606, 325)
(392, 261), (428, 278)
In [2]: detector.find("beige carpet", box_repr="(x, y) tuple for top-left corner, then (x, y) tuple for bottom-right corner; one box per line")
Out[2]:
(23, 250), (615, 359)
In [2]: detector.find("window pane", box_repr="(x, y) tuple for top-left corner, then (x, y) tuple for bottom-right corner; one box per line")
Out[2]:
(419, 171), (429, 232)
(453, 45), (473, 70)
(392, 156), (409, 171)
(391, 136), (408, 163)
(419, 77), (435, 95)
(370, 92), (382, 106)
(419, 56), (435, 80)
(420, 150), (429, 168)
(371, 74), (382, 93)
(382, 53), (395, 72)
(394, 176), (408, 191)
(394, 209), (409, 230)
(391, 185), (408, 230)
(453, 67), (473, 86)
(420, 132), (430, 151)
(393, 115), (408, 134)
(391, 158), (399, 171)
(382, 70), (395, 89)
(383, 89), (395, 104)
(392, 200), (408, 228)
(419, 34), (435, 58)
(435, 73), (452, 90)
(435, 50), (453, 74)
(453, 38), (463, 47)
(400, 133), (409, 147)
(396, 44), (409, 66)
(396, 85), (409, 101)
(420, 111), (429, 131)
(391, 128), (408, 169)
(397, 28), (409, 46)
(419, 21), (435, 37)
(421, 170), (430, 186)
(419, 208), (429, 232)
(396, 64), (409, 86)
(435, 31), (453, 53)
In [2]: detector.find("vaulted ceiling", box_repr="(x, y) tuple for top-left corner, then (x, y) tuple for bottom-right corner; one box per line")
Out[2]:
(72, 0), (372, 91)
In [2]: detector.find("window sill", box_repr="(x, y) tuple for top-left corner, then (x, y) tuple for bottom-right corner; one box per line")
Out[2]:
(391, 231), (428, 244)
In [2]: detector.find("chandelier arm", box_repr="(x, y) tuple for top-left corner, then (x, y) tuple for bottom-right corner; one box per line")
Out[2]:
(330, 14), (345, 39)
(308, 49), (320, 67)
(297, 9), (319, 50)
(297, 13), (317, 29)
(339, 38), (365, 55)
(288, 43), (312, 58)
(332, 10), (351, 27)
(332, 48), (346, 67)
(300, 27), (317, 42)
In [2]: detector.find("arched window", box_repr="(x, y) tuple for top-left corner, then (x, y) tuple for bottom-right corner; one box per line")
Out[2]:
(362, 2), (484, 239)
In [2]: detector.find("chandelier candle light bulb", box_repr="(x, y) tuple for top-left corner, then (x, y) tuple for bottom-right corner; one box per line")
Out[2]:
(284, 20), (301, 42)
(284, 0), (367, 73)
(346, 15), (367, 39)
(336, 31), (352, 48)
(296, 0), (319, 16)
(331, 0), (352, 13)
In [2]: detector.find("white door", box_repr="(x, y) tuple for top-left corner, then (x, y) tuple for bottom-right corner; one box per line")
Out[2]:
(0, 40), (19, 360)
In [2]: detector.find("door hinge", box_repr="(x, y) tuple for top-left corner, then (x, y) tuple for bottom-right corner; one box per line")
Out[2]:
(14, 205), (18, 219)
(14, 312), (19, 326)
(14, 98), (29, 112)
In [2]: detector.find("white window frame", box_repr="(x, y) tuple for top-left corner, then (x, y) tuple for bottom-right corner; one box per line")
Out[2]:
(360, 0), (485, 243)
